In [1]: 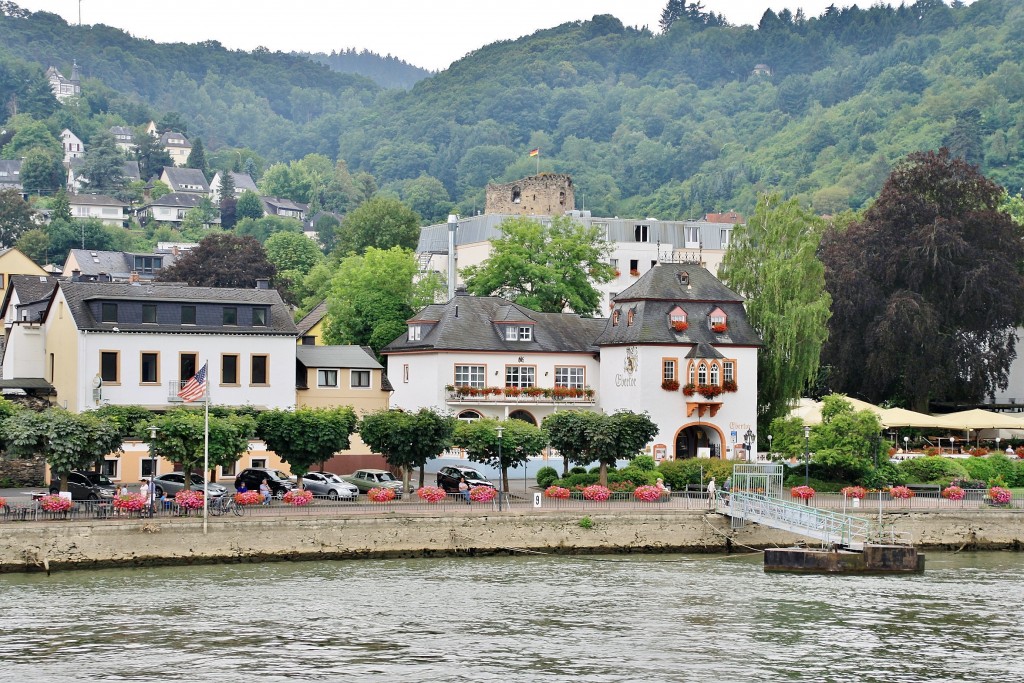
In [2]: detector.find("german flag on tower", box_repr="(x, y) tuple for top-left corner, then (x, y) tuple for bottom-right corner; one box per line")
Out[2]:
(528, 148), (539, 157)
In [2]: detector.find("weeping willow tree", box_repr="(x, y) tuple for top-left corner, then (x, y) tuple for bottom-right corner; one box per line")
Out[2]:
(718, 193), (832, 432)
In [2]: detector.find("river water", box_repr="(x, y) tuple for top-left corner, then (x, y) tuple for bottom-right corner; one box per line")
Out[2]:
(1, 551), (1021, 682)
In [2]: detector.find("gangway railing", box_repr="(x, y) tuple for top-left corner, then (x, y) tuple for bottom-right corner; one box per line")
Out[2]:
(718, 491), (872, 550)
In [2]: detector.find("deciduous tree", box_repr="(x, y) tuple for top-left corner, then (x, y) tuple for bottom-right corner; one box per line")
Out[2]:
(462, 215), (615, 315)
(0, 188), (35, 246)
(256, 407), (357, 485)
(542, 410), (657, 486)
(718, 193), (832, 431)
(359, 408), (456, 493)
(821, 149), (1024, 411)
(264, 231), (324, 273)
(79, 129), (126, 195)
(336, 196), (420, 255)
(235, 190), (265, 221)
(150, 409), (255, 489)
(454, 418), (547, 493)
(157, 233), (276, 288)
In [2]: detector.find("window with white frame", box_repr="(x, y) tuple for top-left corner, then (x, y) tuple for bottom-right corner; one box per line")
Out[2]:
(689, 362), (696, 385)
(408, 325), (421, 341)
(318, 369), (339, 387)
(504, 325), (532, 341)
(723, 361), (735, 383)
(710, 364), (719, 385)
(351, 370), (371, 388)
(505, 365), (535, 388)
(662, 359), (677, 383)
(720, 229), (731, 247)
(685, 226), (700, 245)
(698, 363), (707, 385)
(554, 366), (584, 389)
(634, 224), (649, 242)
(454, 365), (485, 388)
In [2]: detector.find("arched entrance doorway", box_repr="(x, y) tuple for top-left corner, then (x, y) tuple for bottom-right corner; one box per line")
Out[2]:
(508, 410), (537, 426)
(674, 424), (722, 459)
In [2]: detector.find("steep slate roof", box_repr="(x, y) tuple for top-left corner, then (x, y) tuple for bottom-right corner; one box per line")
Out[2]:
(161, 167), (210, 193)
(296, 345), (383, 370)
(296, 300), (327, 336)
(146, 192), (207, 209)
(261, 196), (307, 214)
(52, 281), (297, 335)
(159, 131), (191, 148)
(0, 160), (23, 189)
(383, 294), (606, 354)
(1, 274), (59, 323)
(226, 172), (257, 193)
(595, 262), (762, 347)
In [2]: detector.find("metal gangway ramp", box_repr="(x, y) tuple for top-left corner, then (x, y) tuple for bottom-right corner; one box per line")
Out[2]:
(718, 463), (871, 550)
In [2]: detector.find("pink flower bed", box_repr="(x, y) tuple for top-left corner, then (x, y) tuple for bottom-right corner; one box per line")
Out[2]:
(368, 487), (396, 503)
(0, 496), (7, 508)
(283, 490), (314, 506)
(470, 486), (497, 502)
(941, 486), (965, 501)
(633, 485), (662, 502)
(840, 486), (867, 499)
(544, 486), (570, 499)
(40, 494), (73, 512)
(234, 491), (263, 506)
(582, 484), (611, 501)
(416, 486), (447, 503)
(889, 485), (914, 499)
(988, 486), (1013, 505)
(113, 493), (148, 512)
(790, 485), (815, 500)
(175, 489), (205, 509)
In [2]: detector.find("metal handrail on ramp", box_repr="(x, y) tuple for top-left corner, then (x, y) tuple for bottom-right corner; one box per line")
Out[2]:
(718, 491), (872, 550)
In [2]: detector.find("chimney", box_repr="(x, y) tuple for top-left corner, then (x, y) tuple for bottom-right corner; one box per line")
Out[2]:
(447, 214), (458, 301)
(71, 269), (81, 282)
(171, 245), (179, 257)
(255, 278), (270, 290)
(129, 271), (140, 284)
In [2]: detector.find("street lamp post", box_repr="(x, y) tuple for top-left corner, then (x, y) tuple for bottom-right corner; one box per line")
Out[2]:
(803, 425), (811, 487)
(744, 428), (755, 461)
(996, 437), (1001, 454)
(767, 434), (773, 458)
(147, 425), (159, 514)
(904, 436), (909, 454)
(496, 425), (504, 512)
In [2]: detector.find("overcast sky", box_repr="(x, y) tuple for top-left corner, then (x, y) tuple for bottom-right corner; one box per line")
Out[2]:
(15, 1), (934, 71)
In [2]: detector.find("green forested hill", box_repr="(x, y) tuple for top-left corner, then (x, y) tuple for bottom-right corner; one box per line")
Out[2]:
(303, 49), (433, 90)
(1, 0), (1022, 219)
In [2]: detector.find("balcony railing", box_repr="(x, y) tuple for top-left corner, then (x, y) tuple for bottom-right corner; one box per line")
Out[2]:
(446, 387), (596, 405)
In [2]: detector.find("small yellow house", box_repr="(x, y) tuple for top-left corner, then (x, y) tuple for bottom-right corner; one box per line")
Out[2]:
(296, 300), (327, 346)
(0, 247), (47, 292)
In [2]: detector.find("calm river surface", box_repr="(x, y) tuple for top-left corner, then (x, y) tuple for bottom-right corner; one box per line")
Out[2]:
(1, 551), (1021, 682)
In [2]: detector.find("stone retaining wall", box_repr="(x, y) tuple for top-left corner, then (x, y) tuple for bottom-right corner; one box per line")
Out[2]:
(0, 509), (1019, 573)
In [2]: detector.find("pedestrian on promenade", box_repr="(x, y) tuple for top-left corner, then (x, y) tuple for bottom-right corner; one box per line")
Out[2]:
(656, 477), (669, 499)
(139, 478), (150, 501)
(238, 481), (248, 494)
(259, 479), (272, 505)
(723, 476), (732, 506)
(706, 477), (716, 508)
(458, 477), (471, 504)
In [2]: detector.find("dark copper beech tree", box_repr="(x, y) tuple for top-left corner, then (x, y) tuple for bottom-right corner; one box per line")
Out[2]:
(820, 149), (1024, 412)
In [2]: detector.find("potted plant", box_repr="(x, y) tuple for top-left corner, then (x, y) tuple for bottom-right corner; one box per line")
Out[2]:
(470, 486), (497, 502)
(582, 484), (611, 501)
(987, 486), (1012, 505)
(790, 485), (815, 501)
(113, 493), (147, 512)
(234, 490), (262, 506)
(633, 485), (662, 502)
(941, 485), (965, 501)
(661, 379), (680, 391)
(840, 486), (867, 499)
(416, 486), (447, 503)
(283, 489), (314, 506)
(368, 487), (396, 503)
(722, 379), (738, 393)
(629, 269), (640, 277)
(175, 489), (205, 510)
(711, 322), (727, 333)
(682, 383), (696, 396)
(889, 485), (914, 500)
(504, 386), (522, 397)
(456, 385), (473, 397)
(444, 384), (455, 392)
(39, 494), (74, 514)
(544, 486), (570, 499)
(671, 320), (688, 332)
(698, 384), (722, 399)
(583, 387), (595, 399)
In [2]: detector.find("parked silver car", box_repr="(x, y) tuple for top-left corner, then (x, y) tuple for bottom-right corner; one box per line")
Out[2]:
(152, 472), (227, 498)
(302, 472), (359, 500)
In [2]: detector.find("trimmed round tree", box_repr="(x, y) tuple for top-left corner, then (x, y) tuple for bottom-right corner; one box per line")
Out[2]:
(359, 408), (456, 494)
(256, 407), (357, 487)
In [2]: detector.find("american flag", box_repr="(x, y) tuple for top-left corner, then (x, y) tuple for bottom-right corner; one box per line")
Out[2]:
(177, 362), (208, 403)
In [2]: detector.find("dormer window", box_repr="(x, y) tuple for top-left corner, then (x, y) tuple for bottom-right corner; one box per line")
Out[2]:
(709, 307), (727, 332)
(408, 325), (422, 341)
(627, 310), (635, 327)
(668, 305), (688, 332)
(504, 324), (533, 341)
(677, 272), (689, 286)
(612, 310), (620, 326)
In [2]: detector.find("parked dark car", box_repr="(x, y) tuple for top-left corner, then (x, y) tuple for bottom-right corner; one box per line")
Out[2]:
(436, 466), (495, 493)
(234, 467), (296, 499)
(66, 470), (117, 501)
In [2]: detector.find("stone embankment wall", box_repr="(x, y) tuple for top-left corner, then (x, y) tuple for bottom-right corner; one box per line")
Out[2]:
(0, 510), (1019, 573)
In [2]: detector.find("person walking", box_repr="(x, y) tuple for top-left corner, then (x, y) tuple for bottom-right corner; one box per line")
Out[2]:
(458, 477), (471, 504)
(722, 476), (732, 506)
(259, 479), (272, 505)
(706, 477), (716, 508)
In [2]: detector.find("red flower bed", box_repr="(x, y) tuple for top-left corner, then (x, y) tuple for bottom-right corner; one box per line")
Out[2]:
(113, 493), (148, 512)
(283, 490), (314, 506)
(582, 484), (611, 501)
(368, 487), (396, 503)
(633, 485), (662, 502)
(40, 494), (73, 512)
(544, 486), (570, 499)
(234, 490), (262, 506)
(790, 485), (815, 500)
(470, 486), (497, 502)
(416, 486), (447, 503)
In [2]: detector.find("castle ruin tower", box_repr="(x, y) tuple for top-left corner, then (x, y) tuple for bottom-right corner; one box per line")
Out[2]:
(485, 174), (574, 215)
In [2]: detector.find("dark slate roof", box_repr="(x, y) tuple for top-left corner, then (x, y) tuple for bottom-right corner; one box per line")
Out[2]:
(0, 160), (22, 187)
(1, 274), (59, 324)
(226, 172), (257, 193)
(53, 281), (298, 335)
(146, 192), (207, 208)
(68, 194), (127, 208)
(123, 160), (141, 181)
(595, 262), (762, 347)
(162, 167), (209, 193)
(160, 131), (191, 147)
(296, 300), (327, 336)
(110, 126), (134, 138)
(262, 196), (307, 213)
(65, 249), (180, 278)
(686, 342), (725, 359)
(296, 345), (382, 370)
(383, 294), (606, 354)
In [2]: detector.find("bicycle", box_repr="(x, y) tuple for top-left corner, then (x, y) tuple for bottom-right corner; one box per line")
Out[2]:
(209, 494), (243, 517)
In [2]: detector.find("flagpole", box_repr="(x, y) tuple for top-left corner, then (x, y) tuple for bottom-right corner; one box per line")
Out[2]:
(203, 377), (209, 536)
(536, 149), (539, 174)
